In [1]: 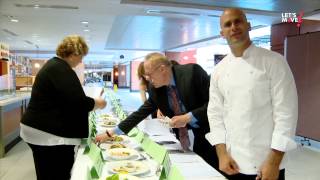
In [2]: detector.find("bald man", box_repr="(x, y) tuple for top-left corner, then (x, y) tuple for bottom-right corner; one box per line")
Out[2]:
(205, 8), (298, 180)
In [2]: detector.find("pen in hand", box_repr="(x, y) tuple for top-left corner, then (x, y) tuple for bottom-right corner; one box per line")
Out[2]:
(106, 130), (112, 137)
(100, 88), (104, 97)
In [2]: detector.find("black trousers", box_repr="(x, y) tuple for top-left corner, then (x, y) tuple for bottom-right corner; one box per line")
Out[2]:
(228, 169), (285, 180)
(28, 143), (76, 180)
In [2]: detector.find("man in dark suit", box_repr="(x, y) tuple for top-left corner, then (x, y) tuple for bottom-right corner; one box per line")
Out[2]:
(96, 52), (222, 175)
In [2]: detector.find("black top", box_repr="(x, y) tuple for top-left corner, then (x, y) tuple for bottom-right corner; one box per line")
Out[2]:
(21, 57), (95, 138)
(118, 64), (210, 140)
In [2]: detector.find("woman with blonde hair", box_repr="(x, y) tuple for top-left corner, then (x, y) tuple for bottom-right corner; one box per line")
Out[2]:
(20, 35), (106, 180)
(137, 61), (148, 102)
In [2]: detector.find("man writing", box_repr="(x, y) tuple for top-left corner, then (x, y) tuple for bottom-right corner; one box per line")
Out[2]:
(96, 52), (223, 175)
(205, 8), (298, 180)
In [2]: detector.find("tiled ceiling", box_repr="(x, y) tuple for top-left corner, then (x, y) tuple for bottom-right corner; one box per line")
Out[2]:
(0, 0), (319, 63)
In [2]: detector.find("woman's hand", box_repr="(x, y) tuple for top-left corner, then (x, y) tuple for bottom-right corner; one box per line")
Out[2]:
(94, 98), (107, 110)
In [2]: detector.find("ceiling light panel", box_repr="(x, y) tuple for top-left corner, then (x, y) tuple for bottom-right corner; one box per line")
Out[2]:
(15, 4), (79, 10)
(2, 29), (19, 37)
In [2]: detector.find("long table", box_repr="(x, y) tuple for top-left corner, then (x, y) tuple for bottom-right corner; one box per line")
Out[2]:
(70, 118), (226, 180)
(74, 86), (226, 179)
(138, 119), (225, 180)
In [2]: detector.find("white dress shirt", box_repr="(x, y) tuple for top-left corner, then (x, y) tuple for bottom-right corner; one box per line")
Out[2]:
(205, 44), (298, 174)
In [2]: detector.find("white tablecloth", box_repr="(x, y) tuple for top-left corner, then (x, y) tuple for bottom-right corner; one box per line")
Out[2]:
(70, 118), (226, 180)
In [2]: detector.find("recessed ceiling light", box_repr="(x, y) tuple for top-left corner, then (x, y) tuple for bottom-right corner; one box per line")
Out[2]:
(146, 10), (161, 14)
(84, 29), (90, 32)
(34, 63), (40, 68)
(34, 4), (40, 9)
(10, 19), (19, 22)
(81, 21), (89, 24)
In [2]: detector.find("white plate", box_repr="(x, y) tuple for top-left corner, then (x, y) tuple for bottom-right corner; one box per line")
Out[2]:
(100, 143), (127, 150)
(99, 119), (118, 127)
(106, 148), (139, 160)
(99, 114), (113, 119)
(108, 161), (150, 176)
(97, 114), (118, 122)
(100, 116), (119, 121)
(102, 135), (130, 144)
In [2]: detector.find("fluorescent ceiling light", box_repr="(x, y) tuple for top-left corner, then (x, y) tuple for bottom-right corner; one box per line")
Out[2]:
(10, 19), (19, 22)
(146, 9), (199, 16)
(34, 63), (40, 68)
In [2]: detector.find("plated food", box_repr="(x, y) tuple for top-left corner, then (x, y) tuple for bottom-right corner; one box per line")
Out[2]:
(106, 148), (139, 160)
(100, 114), (112, 118)
(100, 143), (127, 150)
(102, 135), (128, 143)
(108, 161), (150, 176)
(100, 115), (118, 121)
(100, 120), (118, 127)
(110, 143), (126, 149)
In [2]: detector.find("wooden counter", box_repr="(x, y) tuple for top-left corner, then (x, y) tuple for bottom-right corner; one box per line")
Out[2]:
(0, 92), (30, 158)
(15, 76), (35, 90)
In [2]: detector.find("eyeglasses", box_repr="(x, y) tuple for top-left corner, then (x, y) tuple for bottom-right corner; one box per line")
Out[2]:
(144, 64), (162, 79)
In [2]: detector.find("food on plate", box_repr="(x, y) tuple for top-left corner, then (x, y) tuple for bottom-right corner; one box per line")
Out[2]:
(100, 114), (112, 118)
(103, 135), (125, 143)
(110, 143), (126, 149)
(107, 148), (139, 161)
(113, 136), (124, 142)
(110, 151), (130, 157)
(99, 116), (119, 127)
(99, 143), (127, 150)
(112, 162), (140, 174)
(108, 161), (149, 176)
(104, 121), (117, 126)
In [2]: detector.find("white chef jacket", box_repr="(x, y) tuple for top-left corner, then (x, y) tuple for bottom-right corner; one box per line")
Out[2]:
(205, 44), (298, 174)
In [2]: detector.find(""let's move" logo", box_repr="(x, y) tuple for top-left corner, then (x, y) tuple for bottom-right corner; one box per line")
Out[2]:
(281, 11), (304, 27)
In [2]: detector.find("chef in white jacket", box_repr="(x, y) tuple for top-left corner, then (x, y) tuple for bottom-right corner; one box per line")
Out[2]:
(205, 8), (298, 180)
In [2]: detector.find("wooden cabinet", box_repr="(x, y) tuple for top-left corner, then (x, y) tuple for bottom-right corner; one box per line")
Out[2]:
(0, 94), (30, 157)
(271, 23), (299, 55)
(271, 19), (320, 55)
(285, 31), (320, 141)
(15, 76), (35, 90)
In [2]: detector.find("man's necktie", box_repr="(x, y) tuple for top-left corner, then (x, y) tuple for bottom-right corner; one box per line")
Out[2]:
(168, 85), (190, 151)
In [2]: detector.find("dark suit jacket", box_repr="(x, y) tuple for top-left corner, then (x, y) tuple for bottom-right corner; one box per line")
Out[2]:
(119, 63), (210, 149)
(21, 57), (95, 138)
